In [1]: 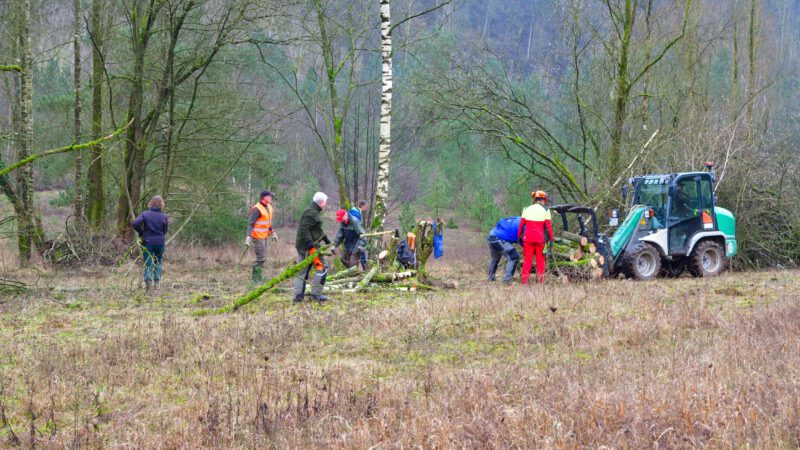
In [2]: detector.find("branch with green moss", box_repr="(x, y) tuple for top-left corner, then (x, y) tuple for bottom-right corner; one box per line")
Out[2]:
(0, 118), (132, 178)
(193, 246), (331, 316)
(0, 65), (22, 72)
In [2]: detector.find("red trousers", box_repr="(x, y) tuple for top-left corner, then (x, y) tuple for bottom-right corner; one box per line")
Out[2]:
(521, 241), (546, 284)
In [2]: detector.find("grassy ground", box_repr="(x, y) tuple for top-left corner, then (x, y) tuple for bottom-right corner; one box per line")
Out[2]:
(1, 227), (799, 448)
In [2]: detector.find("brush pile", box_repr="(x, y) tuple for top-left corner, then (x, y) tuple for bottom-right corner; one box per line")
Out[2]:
(197, 219), (445, 315)
(300, 219), (444, 294)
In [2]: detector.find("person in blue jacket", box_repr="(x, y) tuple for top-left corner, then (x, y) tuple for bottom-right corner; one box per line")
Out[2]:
(132, 195), (169, 294)
(348, 200), (370, 270)
(487, 216), (521, 283)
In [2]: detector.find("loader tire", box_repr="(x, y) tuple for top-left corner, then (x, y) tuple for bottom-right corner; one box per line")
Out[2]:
(687, 240), (725, 278)
(622, 243), (661, 281)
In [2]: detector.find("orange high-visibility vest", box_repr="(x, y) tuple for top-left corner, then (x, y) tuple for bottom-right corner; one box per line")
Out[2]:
(251, 202), (273, 239)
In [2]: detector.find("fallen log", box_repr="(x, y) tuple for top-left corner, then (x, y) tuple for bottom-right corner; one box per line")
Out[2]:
(193, 246), (331, 315)
(352, 266), (380, 293)
(372, 271), (416, 283)
(560, 231), (588, 247)
(0, 278), (28, 295)
(327, 265), (360, 282)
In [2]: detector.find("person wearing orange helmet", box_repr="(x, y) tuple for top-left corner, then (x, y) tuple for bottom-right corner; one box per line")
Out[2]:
(518, 190), (554, 284)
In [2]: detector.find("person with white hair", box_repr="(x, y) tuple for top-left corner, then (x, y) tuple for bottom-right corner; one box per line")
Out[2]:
(293, 191), (332, 302)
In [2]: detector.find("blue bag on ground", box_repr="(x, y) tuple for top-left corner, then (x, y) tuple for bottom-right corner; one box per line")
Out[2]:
(492, 217), (521, 243)
(433, 221), (444, 259)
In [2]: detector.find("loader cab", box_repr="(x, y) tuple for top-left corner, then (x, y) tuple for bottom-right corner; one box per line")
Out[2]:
(627, 172), (716, 255)
(665, 173), (716, 255)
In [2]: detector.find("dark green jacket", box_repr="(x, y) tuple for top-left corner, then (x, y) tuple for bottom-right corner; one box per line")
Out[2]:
(295, 202), (330, 253)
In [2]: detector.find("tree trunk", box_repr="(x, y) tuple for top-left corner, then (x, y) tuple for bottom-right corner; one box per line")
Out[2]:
(312, 0), (351, 209)
(373, 0), (393, 231)
(72, 0), (83, 219)
(609, 0), (635, 185)
(746, 0), (759, 133)
(86, 0), (105, 230)
(16, 0), (45, 266)
(117, 0), (154, 235)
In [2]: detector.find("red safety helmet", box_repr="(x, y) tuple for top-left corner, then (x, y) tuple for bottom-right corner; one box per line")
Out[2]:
(531, 190), (548, 202)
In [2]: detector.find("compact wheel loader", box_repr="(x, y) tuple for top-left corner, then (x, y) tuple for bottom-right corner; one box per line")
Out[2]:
(552, 163), (737, 281)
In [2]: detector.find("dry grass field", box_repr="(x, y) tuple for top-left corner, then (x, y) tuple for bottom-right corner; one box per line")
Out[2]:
(1, 226), (799, 448)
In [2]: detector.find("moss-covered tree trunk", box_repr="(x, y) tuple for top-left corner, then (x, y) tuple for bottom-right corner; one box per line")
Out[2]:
(608, 0), (634, 185)
(312, 0), (351, 209)
(117, 0), (158, 236)
(72, 0), (83, 220)
(86, 0), (106, 230)
(15, 0), (45, 266)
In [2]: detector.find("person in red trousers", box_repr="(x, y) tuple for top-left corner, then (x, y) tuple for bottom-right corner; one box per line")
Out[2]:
(518, 190), (554, 284)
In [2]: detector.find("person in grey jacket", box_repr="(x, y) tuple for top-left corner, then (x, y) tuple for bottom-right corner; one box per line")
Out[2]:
(333, 209), (366, 268)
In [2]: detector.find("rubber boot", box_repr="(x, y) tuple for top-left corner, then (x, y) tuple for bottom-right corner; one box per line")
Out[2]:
(251, 266), (263, 282)
(145, 280), (152, 295)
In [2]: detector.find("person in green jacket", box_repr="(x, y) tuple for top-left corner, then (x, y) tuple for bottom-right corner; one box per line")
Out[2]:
(293, 192), (332, 302)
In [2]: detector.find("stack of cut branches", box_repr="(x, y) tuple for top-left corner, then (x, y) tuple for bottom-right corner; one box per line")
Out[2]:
(196, 220), (445, 315)
(547, 231), (604, 282)
(43, 216), (128, 266)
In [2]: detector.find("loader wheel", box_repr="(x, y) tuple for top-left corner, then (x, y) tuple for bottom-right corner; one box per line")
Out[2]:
(622, 243), (661, 281)
(688, 240), (725, 278)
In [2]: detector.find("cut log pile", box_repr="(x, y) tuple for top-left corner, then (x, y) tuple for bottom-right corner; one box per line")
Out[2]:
(547, 232), (604, 283)
(196, 219), (444, 315)
(295, 218), (444, 295)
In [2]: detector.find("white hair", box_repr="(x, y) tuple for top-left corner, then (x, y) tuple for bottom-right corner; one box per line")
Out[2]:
(312, 192), (328, 205)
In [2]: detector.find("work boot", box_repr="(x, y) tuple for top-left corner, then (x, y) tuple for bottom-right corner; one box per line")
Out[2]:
(153, 280), (160, 291)
(251, 266), (263, 283)
(292, 294), (304, 303)
(309, 294), (328, 303)
(145, 280), (152, 295)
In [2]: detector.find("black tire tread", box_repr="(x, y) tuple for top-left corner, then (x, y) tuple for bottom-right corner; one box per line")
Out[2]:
(621, 243), (662, 281)
(687, 240), (725, 278)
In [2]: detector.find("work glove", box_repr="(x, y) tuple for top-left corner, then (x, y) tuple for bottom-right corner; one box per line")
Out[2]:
(270, 232), (279, 243)
(245, 236), (253, 247)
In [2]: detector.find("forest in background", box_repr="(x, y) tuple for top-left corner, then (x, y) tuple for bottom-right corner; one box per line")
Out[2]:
(1, 0), (798, 267)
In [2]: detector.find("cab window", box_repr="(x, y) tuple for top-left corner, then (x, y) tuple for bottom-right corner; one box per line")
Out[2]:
(669, 177), (699, 221)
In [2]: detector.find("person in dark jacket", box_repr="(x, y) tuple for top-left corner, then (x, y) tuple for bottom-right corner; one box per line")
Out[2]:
(347, 200), (369, 269)
(132, 195), (169, 294)
(333, 209), (366, 268)
(487, 217), (521, 283)
(293, 192), (331, 302)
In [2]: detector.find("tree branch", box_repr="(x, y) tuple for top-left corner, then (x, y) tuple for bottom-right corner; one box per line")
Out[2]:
(0, 119), (132, 178)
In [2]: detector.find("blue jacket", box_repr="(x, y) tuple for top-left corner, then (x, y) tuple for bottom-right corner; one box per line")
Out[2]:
(132, 207), (169, 246)
(489, 217), (521, 243)
(348, 207), (363, 223)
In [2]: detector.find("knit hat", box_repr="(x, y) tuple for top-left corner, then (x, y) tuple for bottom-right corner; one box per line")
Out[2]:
(335, 209), (348, 223)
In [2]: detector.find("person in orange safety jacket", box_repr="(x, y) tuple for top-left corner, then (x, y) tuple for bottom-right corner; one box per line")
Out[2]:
(518, 190), (554, 284)
(245, 190), (275, 282)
